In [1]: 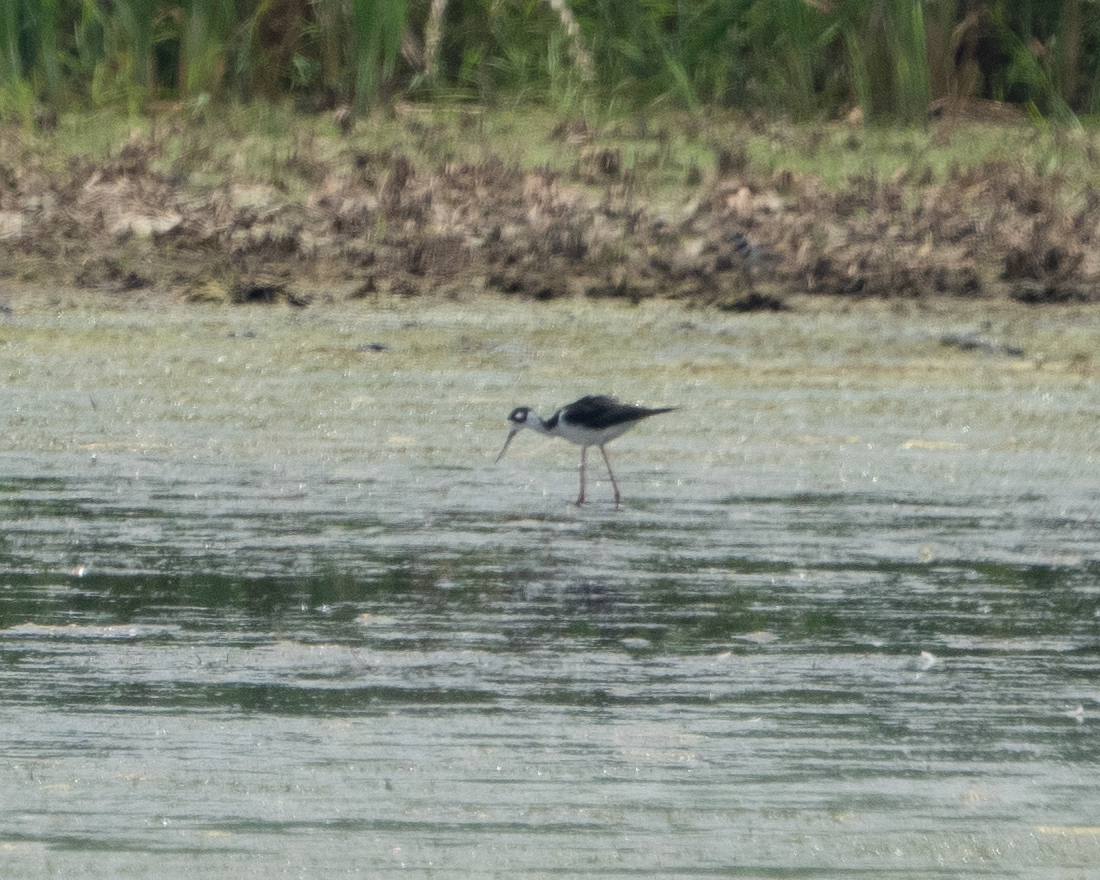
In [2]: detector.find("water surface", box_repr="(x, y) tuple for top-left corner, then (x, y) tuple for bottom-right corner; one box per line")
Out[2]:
(2, 294), (1099, 878)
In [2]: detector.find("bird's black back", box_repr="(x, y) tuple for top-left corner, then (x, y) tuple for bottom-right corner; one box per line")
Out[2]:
(561, 395), (676, 430)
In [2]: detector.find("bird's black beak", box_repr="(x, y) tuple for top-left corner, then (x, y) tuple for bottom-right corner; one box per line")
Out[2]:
(495, 427), (519, 463)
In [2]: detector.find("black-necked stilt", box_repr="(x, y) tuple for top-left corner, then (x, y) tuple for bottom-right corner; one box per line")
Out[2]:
(495, 395), (677, 507)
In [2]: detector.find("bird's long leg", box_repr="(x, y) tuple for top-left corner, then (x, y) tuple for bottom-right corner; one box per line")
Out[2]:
(576, 446), (587, 506)
(599, 445), (621, 508)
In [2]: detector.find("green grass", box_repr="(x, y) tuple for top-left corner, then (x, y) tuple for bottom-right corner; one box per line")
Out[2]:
(2, 2), (1100, 122)
(17, 101), (1100, 206)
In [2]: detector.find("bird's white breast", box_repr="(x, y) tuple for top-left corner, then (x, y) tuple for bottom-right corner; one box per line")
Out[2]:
(555, 417), (633, 447)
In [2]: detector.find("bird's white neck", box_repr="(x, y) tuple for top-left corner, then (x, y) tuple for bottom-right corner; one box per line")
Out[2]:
(526, 414), (555, 436)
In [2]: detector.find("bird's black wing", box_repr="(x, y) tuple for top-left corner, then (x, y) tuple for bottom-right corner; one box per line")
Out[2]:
(565, 395), (675, 430)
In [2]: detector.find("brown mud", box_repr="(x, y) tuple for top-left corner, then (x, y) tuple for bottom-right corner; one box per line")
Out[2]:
(1, 109), (1098, 310)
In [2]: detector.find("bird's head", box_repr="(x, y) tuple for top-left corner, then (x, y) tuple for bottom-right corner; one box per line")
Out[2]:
(507, 406), (531, 427)
(495, 406), (532, 462)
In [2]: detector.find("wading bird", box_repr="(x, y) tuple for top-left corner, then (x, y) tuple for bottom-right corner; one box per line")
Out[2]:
(495, 395), (677, 507)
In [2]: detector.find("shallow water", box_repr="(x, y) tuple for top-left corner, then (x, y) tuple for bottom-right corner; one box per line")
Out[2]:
(2, 294), (1099, 878)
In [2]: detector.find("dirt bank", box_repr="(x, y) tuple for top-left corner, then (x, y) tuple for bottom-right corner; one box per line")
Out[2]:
(1, 108), (1097, 310)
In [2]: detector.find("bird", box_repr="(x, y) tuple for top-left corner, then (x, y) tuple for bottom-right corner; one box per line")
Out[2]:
(494, 395), (677, 507)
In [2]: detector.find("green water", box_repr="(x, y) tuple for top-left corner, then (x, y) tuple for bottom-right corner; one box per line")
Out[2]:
(1, 292), (1099, 878)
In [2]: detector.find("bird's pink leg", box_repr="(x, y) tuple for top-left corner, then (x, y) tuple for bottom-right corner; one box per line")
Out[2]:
(576, 446), (587, 506)
(600, 446), (621, 508)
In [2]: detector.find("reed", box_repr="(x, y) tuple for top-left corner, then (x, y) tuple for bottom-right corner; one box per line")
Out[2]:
(348, 0), (408, 105)
(0, 5), (13, 80)
(0, 1), (1098, 123)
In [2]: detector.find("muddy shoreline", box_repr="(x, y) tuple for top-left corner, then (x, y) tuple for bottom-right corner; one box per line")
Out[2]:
(1, 109), (1098, 310)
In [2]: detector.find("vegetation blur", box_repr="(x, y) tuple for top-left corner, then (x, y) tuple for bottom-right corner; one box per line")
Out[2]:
(0, 1), (1097, 123)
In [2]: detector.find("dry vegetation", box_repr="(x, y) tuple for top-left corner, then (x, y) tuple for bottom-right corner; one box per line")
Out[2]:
(2, 105), (1099, 311)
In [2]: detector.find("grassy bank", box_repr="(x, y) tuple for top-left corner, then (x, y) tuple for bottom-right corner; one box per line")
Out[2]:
(1, 104), (1099, 310)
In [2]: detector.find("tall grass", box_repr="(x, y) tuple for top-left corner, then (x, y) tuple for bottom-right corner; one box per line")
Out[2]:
(1, 1), (1099, 123)
(348, 0), (406, 104)
(837, 0), (931, 123)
